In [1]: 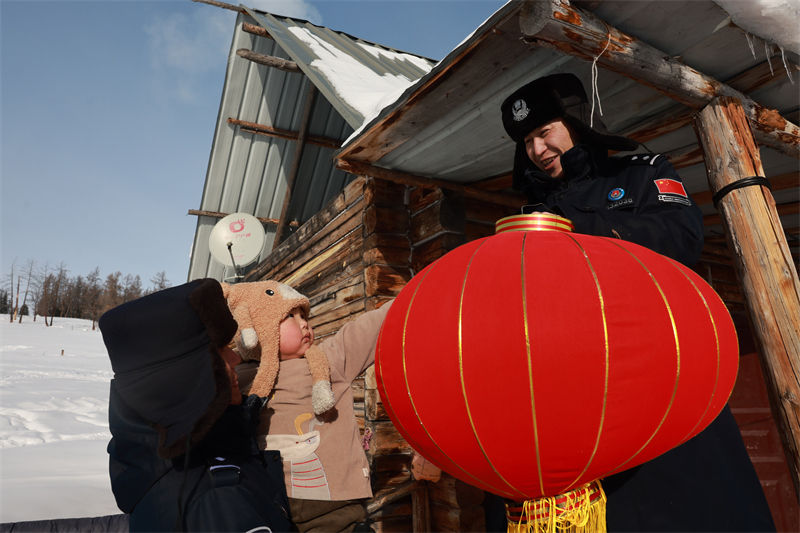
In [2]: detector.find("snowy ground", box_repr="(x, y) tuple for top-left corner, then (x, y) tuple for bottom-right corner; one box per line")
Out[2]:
(0, 316), (120, 524)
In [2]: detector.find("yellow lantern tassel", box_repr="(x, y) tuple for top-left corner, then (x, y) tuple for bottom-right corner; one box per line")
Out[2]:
(506, 481), (607, 533)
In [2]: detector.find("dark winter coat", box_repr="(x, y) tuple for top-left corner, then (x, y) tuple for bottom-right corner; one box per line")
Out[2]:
(108, 387), (291, 532)
(517, 143), (704, 267)
(516, 145), (775, 532)
(101, 279), (292, 532)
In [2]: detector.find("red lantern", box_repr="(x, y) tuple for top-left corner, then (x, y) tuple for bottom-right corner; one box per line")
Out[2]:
(375, 213), (738, 503)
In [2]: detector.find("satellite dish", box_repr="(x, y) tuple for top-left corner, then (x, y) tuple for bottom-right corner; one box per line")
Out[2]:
(208, 213), (266, 282)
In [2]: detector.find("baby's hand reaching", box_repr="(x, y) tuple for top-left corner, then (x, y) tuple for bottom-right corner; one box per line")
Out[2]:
(411, 452), (441, 482)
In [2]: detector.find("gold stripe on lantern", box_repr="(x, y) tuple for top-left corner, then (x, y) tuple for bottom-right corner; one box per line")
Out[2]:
(495, 213), (575, 234)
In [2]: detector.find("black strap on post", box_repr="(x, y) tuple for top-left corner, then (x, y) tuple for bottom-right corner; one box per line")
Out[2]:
(712, 176), (771, 208)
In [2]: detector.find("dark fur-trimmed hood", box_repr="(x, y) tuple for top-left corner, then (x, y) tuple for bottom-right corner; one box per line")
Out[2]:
(100, 278), (238, 458)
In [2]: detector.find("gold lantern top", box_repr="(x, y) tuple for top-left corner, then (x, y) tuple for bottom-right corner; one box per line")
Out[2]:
(495, 213), (575, 234)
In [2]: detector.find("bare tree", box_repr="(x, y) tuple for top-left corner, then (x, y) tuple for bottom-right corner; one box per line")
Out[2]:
(12, 269), (21, 322)
(102, 271), (123, 314)
(17, 260), (36, 324)
(38, 262), (51, 325)
(85, 267), (102, 330)
(122, 274), (143, 303)
(47, 263), (68, 326)
(6, 259), (17, 322)
(149, 271), (171, 293)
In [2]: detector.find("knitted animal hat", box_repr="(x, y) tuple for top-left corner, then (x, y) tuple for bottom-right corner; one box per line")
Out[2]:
(500, 73), (639, 189)
(221, 280), (335, 414)
(100, 278), (238, 458)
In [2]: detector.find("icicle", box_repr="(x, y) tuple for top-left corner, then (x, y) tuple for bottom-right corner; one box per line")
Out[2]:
(744, 31), (756, 60)
(590, 25), (612, 129)
(780, 46), (795, 85)
(765, 42), (774, 76)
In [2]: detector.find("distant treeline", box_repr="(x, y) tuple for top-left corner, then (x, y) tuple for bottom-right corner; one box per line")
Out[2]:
(2, 260), (172, 328)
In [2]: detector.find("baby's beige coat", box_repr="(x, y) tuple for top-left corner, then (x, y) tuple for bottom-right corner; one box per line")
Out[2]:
(238, 302), (391, 501)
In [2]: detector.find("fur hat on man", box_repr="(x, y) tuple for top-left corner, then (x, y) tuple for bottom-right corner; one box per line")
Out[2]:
(100, 278), (239, 458)
(500, 73), (639, 189)
(222, 280), (335, 415)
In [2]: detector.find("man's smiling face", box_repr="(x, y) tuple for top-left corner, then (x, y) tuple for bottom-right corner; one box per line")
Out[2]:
(524, 117), (580, 179)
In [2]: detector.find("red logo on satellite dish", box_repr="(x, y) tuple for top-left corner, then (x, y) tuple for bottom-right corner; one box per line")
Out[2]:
(229, 219), (246, 233)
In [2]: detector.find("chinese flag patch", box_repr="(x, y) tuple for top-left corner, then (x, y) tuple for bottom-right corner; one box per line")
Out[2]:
(654, 179), (687, 197)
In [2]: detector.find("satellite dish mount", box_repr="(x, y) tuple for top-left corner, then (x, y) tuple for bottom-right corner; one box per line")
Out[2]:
(208, 213), (267, 283)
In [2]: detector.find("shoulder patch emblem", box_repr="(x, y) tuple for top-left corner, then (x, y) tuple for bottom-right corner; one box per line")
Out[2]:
(655, 179), (691, 206)
(607, 188), (625, 201)
(512, 99), (529, 122)
(654, 179), (687, 197)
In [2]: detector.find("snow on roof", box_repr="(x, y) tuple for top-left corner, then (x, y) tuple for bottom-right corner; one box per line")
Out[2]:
(713, 0), (800, 55)
(246, 8), (436, 129)
(286, 25), (434, 120)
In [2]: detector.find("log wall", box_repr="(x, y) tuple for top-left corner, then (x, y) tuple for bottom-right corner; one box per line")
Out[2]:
(246, 174), (521, 531)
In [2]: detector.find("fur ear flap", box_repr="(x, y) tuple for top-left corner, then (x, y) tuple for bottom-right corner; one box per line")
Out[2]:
(220, 282), (231, 299)
(248, 352), (281, 399)
(305, 345), (335, 414)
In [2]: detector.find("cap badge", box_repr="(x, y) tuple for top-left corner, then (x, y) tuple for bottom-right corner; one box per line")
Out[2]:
(512, 99), (530, 122)
(608, 188), (625, 201)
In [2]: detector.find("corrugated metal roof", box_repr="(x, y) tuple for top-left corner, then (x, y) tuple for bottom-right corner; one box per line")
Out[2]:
(339, 0), (799, 246)
(187, 10), (435, 282)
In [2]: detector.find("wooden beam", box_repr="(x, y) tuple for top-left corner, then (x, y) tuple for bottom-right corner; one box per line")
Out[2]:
(621, 59), (799, 146)
(664, 144), (705, 170)
(694, 96), (800, 495)
(273, 84), (317, 250)
(470, 172), (513, 191)
(518, 0), (800, 159)
(190, 0), (245, 14)
(337, 159), (525, 210)
(726, 58), (800, 95)
(188, 209), (299, 228)
(228, 118), (342, 150)
(235, 49), (302, 74)
(242, 22), (272, 40)
(366, 480), (422, 514)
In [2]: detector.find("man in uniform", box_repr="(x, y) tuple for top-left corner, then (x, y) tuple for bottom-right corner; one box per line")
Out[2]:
(495, 73), (775, 532)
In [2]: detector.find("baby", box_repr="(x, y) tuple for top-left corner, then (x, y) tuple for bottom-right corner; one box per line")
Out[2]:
(235, 282), (391, 533)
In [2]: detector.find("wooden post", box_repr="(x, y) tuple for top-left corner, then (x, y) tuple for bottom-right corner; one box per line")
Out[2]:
(694, 96), (800, 495)
(273, 84), (317, 250)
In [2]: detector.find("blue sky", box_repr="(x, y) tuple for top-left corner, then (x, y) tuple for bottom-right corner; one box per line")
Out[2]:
(1, 0), (505, 290)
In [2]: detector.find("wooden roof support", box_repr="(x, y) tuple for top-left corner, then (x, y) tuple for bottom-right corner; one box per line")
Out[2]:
(694, 96), (800, 495)
(336, 159), (526, 209)
(190, 0), (245, 14)
(518, 0), (800, 159)
(242, 22), (272, 40)
(273, 84), (318, 250)
(621, 59), (800, 146)
(228, 118), (342, 150)
(236, 49), (302, 74)
(187, 209), (299, 228)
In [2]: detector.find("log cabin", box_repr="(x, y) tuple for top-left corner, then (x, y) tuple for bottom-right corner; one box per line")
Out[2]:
(188, 1), (799, 530)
